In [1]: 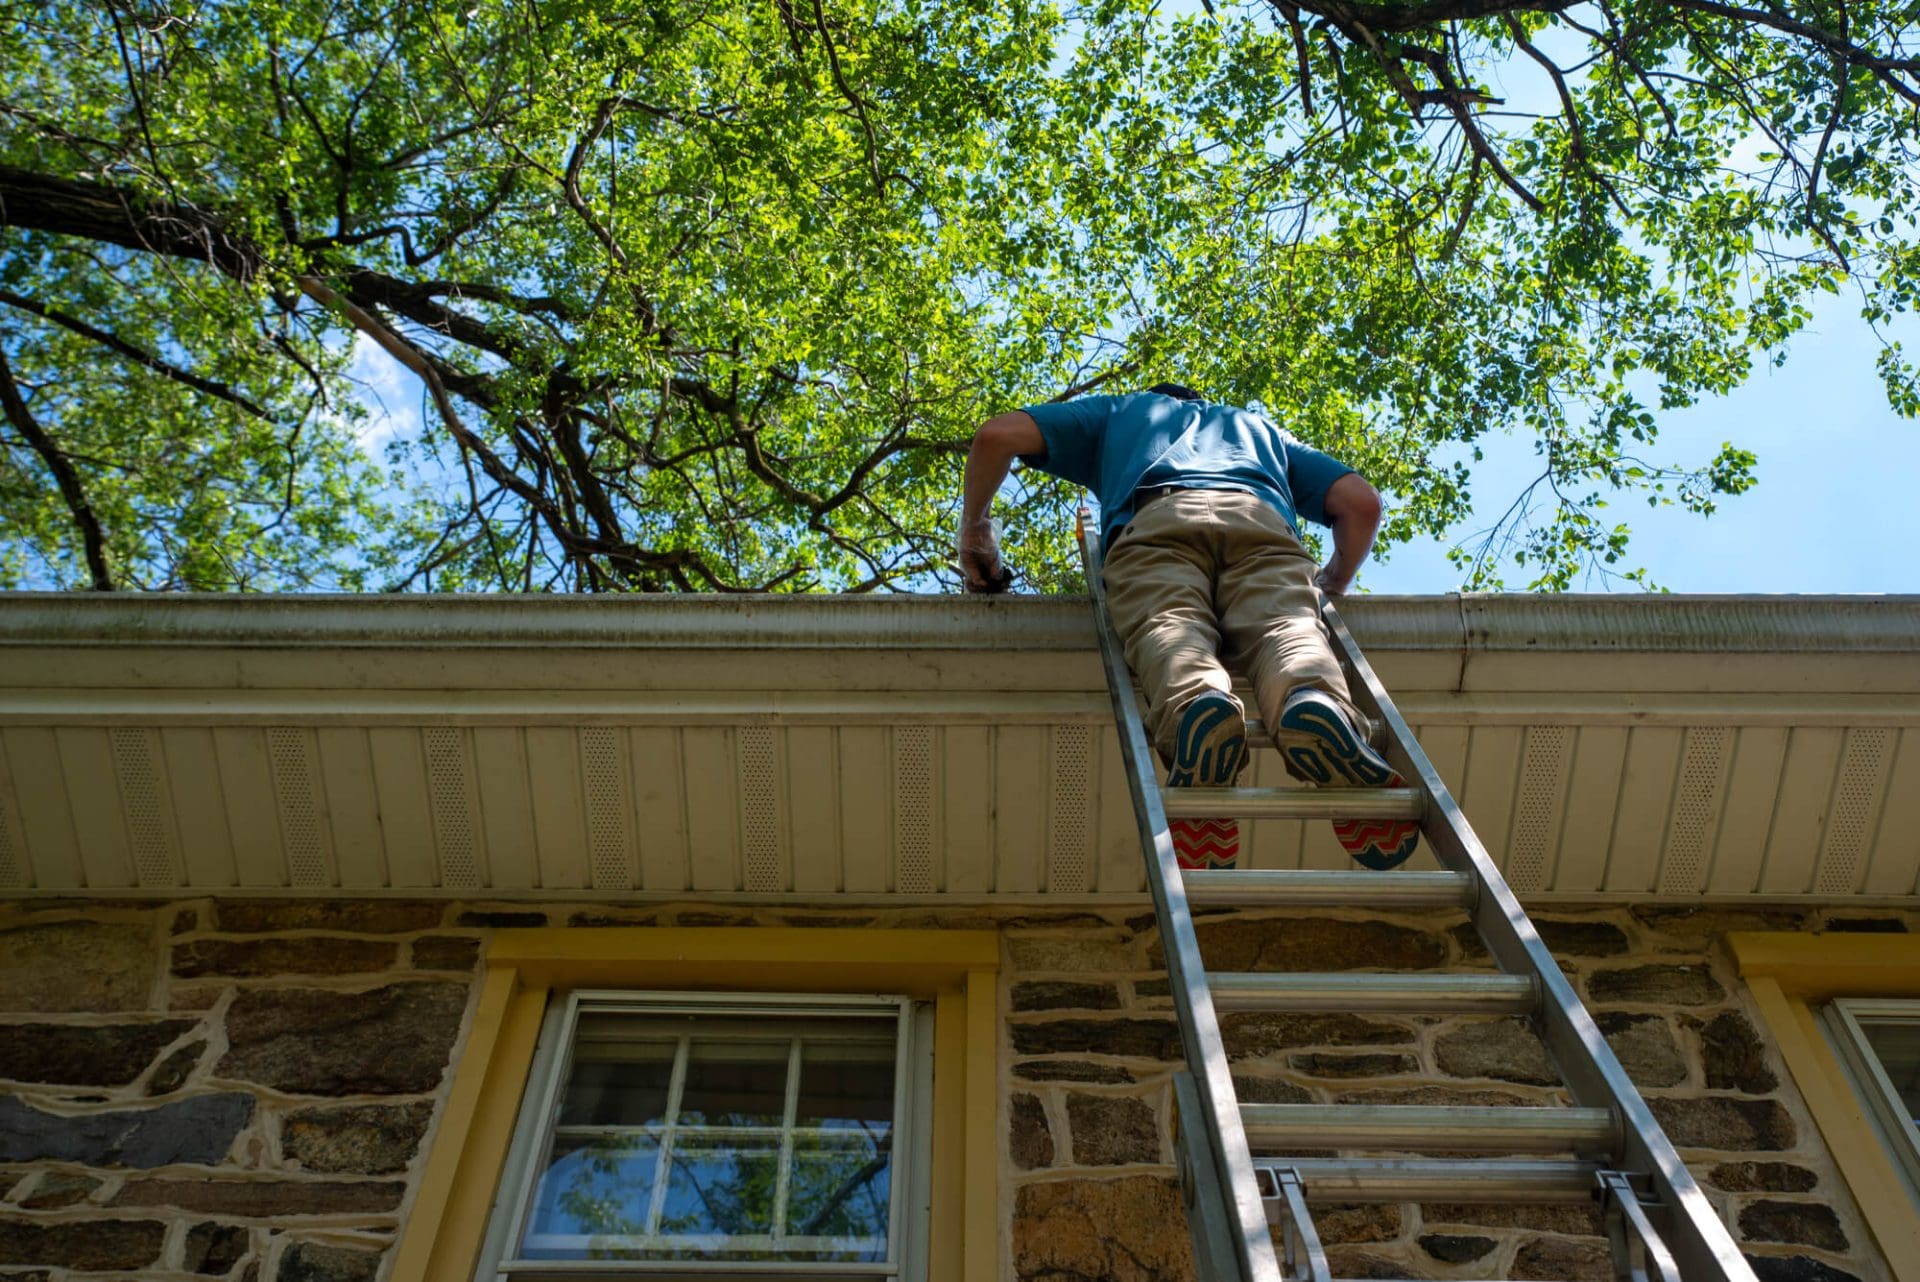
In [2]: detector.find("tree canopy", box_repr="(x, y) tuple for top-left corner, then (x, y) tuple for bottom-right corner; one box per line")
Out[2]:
(2, 0), (1915, 591)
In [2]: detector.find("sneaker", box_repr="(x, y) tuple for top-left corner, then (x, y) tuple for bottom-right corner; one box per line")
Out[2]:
(1275, 688), (1419, 870)
(1167, 690), (1249, 789)
(1166, 691), (1247, 870)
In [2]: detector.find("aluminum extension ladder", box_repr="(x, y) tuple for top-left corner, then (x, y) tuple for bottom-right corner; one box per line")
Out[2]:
(1077, 513), (1757, 1282)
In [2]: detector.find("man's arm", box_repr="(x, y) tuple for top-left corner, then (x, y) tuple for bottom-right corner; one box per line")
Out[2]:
(1314, 472), (1384, 596)
(958, 410), (1044, 591)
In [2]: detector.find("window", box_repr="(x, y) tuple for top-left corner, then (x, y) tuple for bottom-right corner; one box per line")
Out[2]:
(1823, 999), (1920, 1205)
(389, 927), (997, 1282)
(1731, 931), (1920, 1278)
(484, 992), (932, 1277)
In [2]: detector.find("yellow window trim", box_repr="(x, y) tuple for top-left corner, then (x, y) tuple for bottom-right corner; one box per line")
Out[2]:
(391, 927), (1001, 1282)
(1729, 931), (1920, 1281)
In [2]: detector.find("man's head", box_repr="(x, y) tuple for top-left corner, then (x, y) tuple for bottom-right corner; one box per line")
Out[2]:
(1144, 382), (1204, 402)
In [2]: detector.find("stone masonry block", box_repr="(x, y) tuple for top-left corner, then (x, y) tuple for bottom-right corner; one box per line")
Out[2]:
(1009, 1018), (1181, 1060)
(1596, 1012), (1688, 1088)
(1744, 1254), (1861, 1282)
(278, 1242), (384, 1282)
(1012, 1176), (1192, 1281)
(1009, 1094), (1052, 1170)
(1702, 1011), (1779, 1093)
(1513, 1236), (1611, 1281)
(110, 1178), (405, 1217)
(1434, 1019), (1556, 1085)
(0, 1020), (197, 1086)
(1010, 981), (1121, 1012)
(184, 1223), (250, 1276)
(18, 1173), (100, 1210)
(1065, 1094), (1159, 1166)
(1222, 1012), (1409, 1058)
(1708, 1162), (1818, 1193)
(1533, 918), (1631, 956)
(218, 983), (466, 1095)
(213, 902), (442, 934)
(1648, 1097), (1796, 1151)
(0, 1219), (168, 1270)
(409, 937), (479, 971)
(1419, 1234), (1496, 1264)
(280, 1102), (434, 1175)
(172, 940), (396, 979)
(0, 922), (155, 1013)
(1012, 1061), (1133, 1084)
(1587, 964), (1726, 1006)
(1005, 936), (1137, 973)
(1738, 1200), (1848, 1251)
(1156, 917), (1446, 972)
(0, 1093), (252, 1167)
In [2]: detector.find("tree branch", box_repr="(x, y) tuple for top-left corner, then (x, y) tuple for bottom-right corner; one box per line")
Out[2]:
(0, 288), (274, 420)
(0, 348), (114, 589)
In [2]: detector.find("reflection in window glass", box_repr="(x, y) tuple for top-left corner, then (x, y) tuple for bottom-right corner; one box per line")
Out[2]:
(1825, 998), (1920, 1208)
(789, 1134), (891, 1251)
(514, 1000), (903, 1267)
(796, 1037), (896, 1131)
(1859, 1016), (1920, 1127)
(525, 1136), (659, 1250)
(678, 1038), (790, 1127)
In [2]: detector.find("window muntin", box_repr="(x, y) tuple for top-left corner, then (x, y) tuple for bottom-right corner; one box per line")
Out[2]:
(1823, 998), (1920, 1206)
(496, 992), (917, 1276)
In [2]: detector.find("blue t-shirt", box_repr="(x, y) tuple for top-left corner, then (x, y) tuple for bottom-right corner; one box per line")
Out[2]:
(1020, 392), (1354, 548)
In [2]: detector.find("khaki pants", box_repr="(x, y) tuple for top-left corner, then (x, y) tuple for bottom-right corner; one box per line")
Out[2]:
(1102, 489), (1362, 765)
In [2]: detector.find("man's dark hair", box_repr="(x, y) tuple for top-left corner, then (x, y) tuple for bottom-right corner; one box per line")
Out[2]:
(1144, 382), (1204, 401)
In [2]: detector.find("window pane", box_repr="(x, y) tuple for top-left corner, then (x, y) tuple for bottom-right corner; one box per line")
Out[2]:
(787, 1134), (891, 1261)
(523, 1134), (660, 1254)
(1861, 1019), (1920, 1124)
(660, 1136), (782, 1240)
(677, 1039), (790, 1127)
(508, 1001), (908, 1269)
(557, 1021), (676, 1126)
(797, 1037), (895, 1131)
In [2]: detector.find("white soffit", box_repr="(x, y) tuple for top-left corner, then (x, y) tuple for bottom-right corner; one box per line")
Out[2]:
(0, 593), (1916, 903)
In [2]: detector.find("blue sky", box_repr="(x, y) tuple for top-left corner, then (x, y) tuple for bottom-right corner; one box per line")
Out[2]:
(1358, 293), (1920, 595)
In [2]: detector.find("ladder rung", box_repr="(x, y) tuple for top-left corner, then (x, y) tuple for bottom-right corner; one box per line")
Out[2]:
(1210, 971), (1537, 1014)
(1256, 1157), (1601, 1203)
(1162, 786), (1423, 820)
(1242, 1104), (1615, 1154)
(1183, 869), (1471, 908)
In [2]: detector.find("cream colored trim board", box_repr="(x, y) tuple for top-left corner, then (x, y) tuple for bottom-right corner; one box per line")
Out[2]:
(1732, 935), (1920, 1281)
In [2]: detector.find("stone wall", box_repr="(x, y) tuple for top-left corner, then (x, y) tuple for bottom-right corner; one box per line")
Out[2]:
(0, 900), (478, 1282)
(1, 898), (1907, 1282)
(1002, 904), (1914, 1282)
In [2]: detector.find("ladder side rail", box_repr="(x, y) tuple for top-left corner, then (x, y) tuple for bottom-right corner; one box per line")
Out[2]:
(1318, 599), (1757, 1282)
(1080, 517), (1283, 1282)
(1175, 1072), (1273, 1280)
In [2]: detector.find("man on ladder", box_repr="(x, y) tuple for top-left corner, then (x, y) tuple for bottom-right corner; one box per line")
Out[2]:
(958, 382), (1418, 870)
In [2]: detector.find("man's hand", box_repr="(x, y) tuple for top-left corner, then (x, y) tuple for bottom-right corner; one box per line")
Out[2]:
(958, 518), (1011, 593)
(1317, 473), (1383, 598)
(1314, 566), (1353, 597)
(959, 411), (1044, 594)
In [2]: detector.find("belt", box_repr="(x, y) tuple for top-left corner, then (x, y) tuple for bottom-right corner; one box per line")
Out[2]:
(1132, 483), (1247, 510)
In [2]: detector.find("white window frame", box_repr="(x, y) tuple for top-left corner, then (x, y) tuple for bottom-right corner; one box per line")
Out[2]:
(1822, 997), (1920, 1209)
(474, 990), (934, 1281)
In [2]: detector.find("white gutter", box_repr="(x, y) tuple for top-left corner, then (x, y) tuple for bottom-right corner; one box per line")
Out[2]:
(0, 592), (1917, 653)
